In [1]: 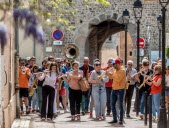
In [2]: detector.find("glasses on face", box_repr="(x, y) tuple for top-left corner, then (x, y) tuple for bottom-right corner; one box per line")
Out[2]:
(34, 67), (38, 69)
(95, 64), (101, 67)
(57, 62), (61, 64)
(128, 64), (132, 66)
(21, 62), (25, 65)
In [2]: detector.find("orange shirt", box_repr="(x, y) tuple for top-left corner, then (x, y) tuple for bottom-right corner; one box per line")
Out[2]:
(150, 75), (162, 94)
(109, 67), (126, 90)
(19, 66), (30, 88)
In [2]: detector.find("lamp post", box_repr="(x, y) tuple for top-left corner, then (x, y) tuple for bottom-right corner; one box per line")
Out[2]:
(133, 0), (143, 117)
(159, 1), (169, 128)
(157, 14), (162, 58)
(122, 9), (130, 66)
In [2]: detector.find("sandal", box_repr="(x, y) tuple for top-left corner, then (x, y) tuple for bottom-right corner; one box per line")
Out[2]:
(77, 114), (81, 121)
(71, 115), (75, 121)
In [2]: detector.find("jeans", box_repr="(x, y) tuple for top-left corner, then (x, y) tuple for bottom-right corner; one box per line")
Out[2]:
(125, 85), (135, 115)
(32, 90), (39, 109)
(106, 87), (112, 114)
(112, 89), (124, 121)
(82, 90), (90, 112)
(152, 93), (161, 117)
(92, 86), (106, 118)
(53, 90), (57, 113)
(69, 88), (82, 115)
(37, 86), (42, 112)
(140, 92), (145, 114)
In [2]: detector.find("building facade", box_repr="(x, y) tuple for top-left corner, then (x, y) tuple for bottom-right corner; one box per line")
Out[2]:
(44, 0), (168, 65)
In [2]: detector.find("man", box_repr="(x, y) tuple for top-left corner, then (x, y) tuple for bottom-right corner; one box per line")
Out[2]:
(48, 56), (55, 62)
(125, 60), (137, 118)
(102, 58), (114, 116)
(19, 58), (31, 115)
(108, 58), (126, 125)
(26, 56), (36, 69)
(79, 57), (94, 115)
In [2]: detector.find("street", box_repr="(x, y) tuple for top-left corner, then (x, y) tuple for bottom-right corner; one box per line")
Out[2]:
(12, 109), (157, 128)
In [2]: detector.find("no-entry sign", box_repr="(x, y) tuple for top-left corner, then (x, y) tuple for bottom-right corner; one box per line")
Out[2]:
(136, 37), (145, 49)
(52, 29), (64, 40)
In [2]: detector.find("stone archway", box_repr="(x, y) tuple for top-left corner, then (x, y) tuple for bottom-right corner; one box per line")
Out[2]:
(74, 12), (137, 64)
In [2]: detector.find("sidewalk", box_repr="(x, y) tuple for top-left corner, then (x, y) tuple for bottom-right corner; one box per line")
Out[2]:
(12, 109), (157, 128)
(11, 116), (31, 128)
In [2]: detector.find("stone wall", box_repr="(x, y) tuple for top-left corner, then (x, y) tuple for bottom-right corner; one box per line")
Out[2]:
(0, 3), (17, 128)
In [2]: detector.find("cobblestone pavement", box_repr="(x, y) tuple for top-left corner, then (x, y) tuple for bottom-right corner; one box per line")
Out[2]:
(27, 110), (157, 128)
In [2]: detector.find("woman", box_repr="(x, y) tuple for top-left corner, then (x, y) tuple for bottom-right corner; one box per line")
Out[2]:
(147, 65), (162, 121)
(66, 61), (83, 121)
(165, 66), (169, 112)
(89, 61), (109, 120)
(28, 65), (39, 113)
(37, 62), (58, 120)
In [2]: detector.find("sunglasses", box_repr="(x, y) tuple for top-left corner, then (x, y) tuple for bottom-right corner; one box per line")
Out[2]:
(128, 64), (132, 66)
(21, 62), (25, 65)
(95, 64), (101, 66)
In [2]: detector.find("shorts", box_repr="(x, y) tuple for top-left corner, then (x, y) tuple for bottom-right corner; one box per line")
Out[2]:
(59, 87), (66, 96)
(19, 88), (29, 98)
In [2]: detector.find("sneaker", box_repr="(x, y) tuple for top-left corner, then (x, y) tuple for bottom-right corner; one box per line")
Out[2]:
(81, 111), (85, 115)
(26, 110), (30, 115)
(41, 118), (46, 121)
(108, 120), (118, 124)
(53, 113), (58, 118)
(140, 114), (144, 120)
(106, 113), (110, 116)
(89, 112), (93, 118)
(119, 121), (123, 125)
(64, 109), (69, 113)
(126, 115), (131, 118)
(57, 109), (60, 114)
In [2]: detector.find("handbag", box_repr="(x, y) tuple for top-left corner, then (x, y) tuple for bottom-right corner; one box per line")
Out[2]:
(78, 78), (90, 91)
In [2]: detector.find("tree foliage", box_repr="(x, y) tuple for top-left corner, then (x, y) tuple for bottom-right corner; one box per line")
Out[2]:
(0, 0), (110, 30)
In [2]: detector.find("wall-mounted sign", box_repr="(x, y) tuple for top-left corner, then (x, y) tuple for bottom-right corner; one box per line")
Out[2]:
(53, 40), (63, 45)
(46, 47), (53, 52)
(52, 29), (64, 40)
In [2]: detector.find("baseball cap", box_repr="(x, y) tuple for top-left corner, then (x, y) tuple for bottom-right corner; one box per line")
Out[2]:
(111, 59), (121, 65)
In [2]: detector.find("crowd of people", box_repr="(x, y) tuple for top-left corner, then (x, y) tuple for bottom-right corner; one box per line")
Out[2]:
(18, 55), (166, 125)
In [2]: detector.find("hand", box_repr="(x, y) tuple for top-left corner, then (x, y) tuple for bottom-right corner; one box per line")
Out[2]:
(61, 74), (66, 80)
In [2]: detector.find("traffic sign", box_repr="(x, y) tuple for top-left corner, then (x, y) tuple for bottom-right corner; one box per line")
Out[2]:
(52, 29), (64, 40)
(136, 37), (145, 49)
(53, 40), (63, 45)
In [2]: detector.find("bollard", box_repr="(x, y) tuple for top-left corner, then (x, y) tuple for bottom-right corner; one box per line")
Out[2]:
(149, 95), (152, 128)
(136, 86), (139, 117)
(167, 102), (169, 128)
(144, 91), (148, 126)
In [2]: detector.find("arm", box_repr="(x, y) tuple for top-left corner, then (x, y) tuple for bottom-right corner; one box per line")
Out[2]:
(152, 78), (162, 87)
(89, 71), (98, 84)
(102, 77), (109, 83)
(38, 73), (45, 81)
(112, 70), (126, 83)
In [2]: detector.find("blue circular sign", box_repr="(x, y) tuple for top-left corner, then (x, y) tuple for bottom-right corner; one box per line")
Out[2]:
(52, 29), (64, 40)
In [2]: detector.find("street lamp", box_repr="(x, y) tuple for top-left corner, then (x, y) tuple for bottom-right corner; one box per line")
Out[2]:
(157, 14), (162, 58)
(159, 0), (169, 128)
(122, 9), (130, 66)
(133, 0), (143, 117)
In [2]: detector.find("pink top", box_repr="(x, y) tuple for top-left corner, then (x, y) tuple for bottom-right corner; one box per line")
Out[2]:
(69, 70), (83, 90)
